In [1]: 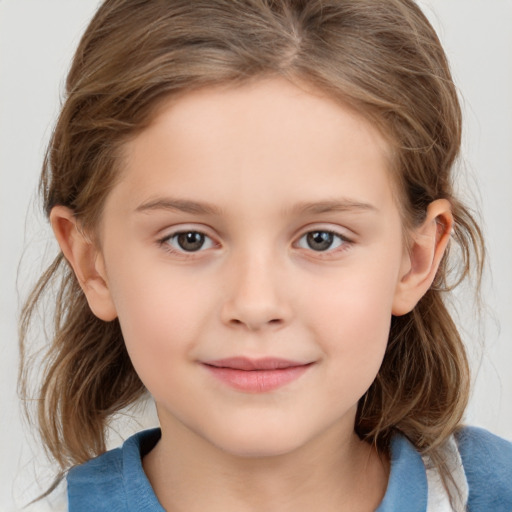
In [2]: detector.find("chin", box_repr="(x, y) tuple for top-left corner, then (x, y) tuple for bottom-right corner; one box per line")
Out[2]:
(209, 425), (309, 459)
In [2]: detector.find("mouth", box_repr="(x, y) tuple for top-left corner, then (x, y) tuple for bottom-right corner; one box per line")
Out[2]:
(201, 357), (314, 393)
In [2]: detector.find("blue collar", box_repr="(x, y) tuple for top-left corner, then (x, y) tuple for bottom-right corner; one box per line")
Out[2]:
(68, 428), (428, 511)
(376, 434), (427, 511)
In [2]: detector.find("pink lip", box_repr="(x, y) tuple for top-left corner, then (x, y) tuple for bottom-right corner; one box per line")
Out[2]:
(202, 357), (313, 393)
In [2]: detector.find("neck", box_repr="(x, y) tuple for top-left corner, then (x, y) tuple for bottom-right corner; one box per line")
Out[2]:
(143, 417), (389, 512)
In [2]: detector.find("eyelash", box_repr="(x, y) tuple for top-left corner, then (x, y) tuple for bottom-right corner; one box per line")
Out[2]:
(158, 230), (217, 257)
(157, 228), (353, 258)
(294, 230), (352, 256)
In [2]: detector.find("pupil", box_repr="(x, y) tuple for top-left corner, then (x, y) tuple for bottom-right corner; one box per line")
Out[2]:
(177, 232), (204, 251)
(307, 231), (333, 251)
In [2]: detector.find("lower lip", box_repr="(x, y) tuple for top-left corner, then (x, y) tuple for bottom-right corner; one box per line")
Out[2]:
(202, 364), (312, 393)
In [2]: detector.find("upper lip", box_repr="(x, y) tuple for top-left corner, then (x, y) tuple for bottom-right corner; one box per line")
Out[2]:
(202, 357), (310, 371)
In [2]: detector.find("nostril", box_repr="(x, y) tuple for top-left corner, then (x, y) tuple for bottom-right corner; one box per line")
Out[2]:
(228, 317), (283, 329)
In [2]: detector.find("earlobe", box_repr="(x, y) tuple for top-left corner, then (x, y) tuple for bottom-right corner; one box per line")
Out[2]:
(50, 206), (117, 321)
(392, 199), (453, 316)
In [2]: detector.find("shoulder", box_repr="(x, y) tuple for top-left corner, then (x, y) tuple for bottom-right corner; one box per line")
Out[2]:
(66, 446), (125, 511)
(68, 443), (124, 486)
(66, 428), (162, 511)
(456, 426), (512, 512)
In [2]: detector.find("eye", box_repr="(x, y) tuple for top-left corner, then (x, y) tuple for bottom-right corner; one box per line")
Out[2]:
(296, 230), (346, 252)
(162, 231), (215, 253)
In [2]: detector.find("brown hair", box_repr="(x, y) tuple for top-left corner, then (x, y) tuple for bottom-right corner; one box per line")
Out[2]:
(20, 0), (484, 495)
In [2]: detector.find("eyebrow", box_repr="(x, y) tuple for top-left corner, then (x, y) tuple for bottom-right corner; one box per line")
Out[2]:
(135, 198), (222, 215)
(289, 199), (378, 215)
(135, 197), (377, 216)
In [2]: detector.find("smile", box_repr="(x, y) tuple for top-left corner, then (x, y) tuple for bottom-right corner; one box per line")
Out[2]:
(201, 357), (314, 393)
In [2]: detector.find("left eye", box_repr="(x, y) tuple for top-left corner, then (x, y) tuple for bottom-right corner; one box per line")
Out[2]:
(296, 230), (346, 252)
(163, 231), (215, 252)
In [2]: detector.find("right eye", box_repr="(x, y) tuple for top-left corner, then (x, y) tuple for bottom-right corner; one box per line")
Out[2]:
(161, 231), (215, 253)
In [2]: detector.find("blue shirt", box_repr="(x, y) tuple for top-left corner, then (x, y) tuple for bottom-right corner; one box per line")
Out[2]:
(66, 426), (512, 511)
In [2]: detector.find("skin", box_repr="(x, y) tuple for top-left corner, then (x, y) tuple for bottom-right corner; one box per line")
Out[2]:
(52, 78), (453, 512)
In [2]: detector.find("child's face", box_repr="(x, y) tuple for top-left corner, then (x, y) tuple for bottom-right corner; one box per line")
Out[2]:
(95, 78), (411, 456)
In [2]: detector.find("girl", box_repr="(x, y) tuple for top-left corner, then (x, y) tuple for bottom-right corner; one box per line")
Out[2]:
(18, 0), (512, 511)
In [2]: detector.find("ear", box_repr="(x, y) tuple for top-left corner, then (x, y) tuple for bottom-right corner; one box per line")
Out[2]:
(50, 206), (117, 321)
(392, 199), (453, 316)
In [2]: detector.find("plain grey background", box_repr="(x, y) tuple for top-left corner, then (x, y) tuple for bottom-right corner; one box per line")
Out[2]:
(1, 0), (511, 508)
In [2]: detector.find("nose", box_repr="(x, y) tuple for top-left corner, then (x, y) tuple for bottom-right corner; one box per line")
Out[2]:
(220, 250), (292, 331)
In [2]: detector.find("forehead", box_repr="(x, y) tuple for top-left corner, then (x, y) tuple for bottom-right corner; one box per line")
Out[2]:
(110, 78), (396, 217)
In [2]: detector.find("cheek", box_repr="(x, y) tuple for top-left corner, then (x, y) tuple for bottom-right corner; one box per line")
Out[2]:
(317, 293), (391, 408)
(110, 280), (208, 405)
(304, 255), (401, 388)
(307, 259), (398, 339)
(322, 288), (391, 368)
(104, 254), (215, 378)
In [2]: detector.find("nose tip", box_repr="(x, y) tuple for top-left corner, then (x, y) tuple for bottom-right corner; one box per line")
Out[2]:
(220, 259), (291, 331)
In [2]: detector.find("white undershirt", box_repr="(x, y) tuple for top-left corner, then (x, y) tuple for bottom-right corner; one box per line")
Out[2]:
(17, 436), (469, 512)
(423, 436), (469, 512)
